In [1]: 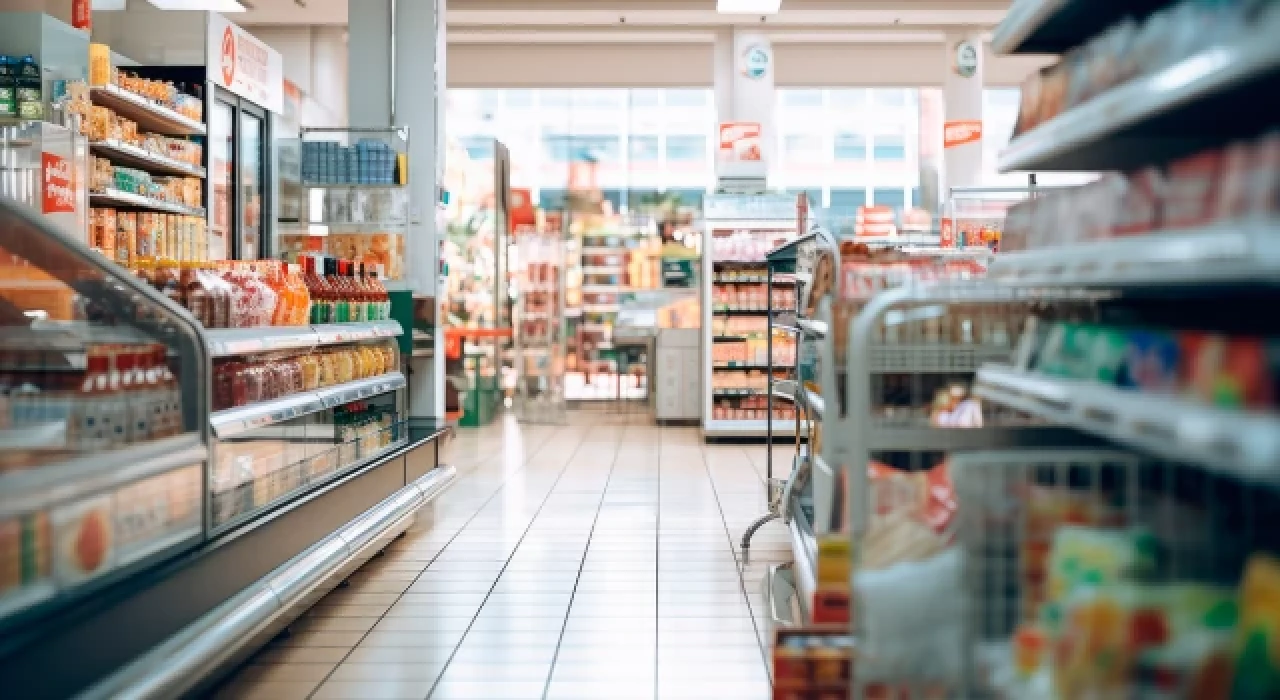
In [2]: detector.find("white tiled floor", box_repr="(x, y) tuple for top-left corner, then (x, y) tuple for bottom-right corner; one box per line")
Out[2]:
(213, 411), (794, 700)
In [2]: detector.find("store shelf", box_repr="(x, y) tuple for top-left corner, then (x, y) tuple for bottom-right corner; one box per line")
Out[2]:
(712, 388), (764, 397)
(999, 34), (1280, 172)
(788, 504), (817, 616)
(714, 364), (793, 371)
(90, 140), (206, 177)
(90, 85), (207, 136)
(991, 0), (1169, 55)
(867, 344), (1014, 374)
(712, 335), (749, 342)
(796, 319), (828, 338)
(713, 276), (770, 284)
(988, 221), (1280, 288)
(301, 182), (405, 189)
(713, 307), (770, 315)
(774, 381), (824, 421)
(204, 320), (403, 357)
(581, 266), (623, 274)
(703, 419), (810, 438)
(312, 320), (404, 346)
(89, 189), (205, 217)
(974, 364), (1280, 480)
(0, 433), (206, 519)
(210, 372), (407, 438)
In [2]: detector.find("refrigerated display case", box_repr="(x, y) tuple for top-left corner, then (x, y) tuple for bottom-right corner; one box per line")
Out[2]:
(0, 198), (455, 700)
(209, 89), (271, 260)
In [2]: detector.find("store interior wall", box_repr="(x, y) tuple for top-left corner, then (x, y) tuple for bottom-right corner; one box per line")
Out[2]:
(246, 26), (348, 127)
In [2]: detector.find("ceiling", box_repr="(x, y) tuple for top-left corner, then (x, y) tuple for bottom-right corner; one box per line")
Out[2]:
(241, 0), (1010, 37)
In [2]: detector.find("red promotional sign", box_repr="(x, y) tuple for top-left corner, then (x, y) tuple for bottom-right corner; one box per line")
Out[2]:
(72, 0), (91, 30)
(943, 120), (983, 149)
(41, 152), (75, 214)
(718, 122), (762, 162)
(940, 217), (956, 248)
(220, 26), (236, 87)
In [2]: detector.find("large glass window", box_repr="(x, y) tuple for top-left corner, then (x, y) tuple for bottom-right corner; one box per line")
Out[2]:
(872, 188), (906, 210)
(872, 134), (907, 161)
(666, 135), (707, 162)
(630, 135), (660, 162)
(447, 88), (716, 216)
(833, 132), (867, 161)
(830, 188), (867, 209)
(785, 133), (825, 162)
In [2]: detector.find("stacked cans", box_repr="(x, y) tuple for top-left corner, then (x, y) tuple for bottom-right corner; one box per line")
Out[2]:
(302, 138), (398, 185)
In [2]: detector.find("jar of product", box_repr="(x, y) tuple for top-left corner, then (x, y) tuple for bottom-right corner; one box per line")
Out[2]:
(213, 361), (235, 410)
(299, 354), (319, 390)
(350, 347), (367, 380)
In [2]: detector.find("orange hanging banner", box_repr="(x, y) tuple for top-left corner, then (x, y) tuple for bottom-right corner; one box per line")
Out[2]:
(943, 120), (983, 149)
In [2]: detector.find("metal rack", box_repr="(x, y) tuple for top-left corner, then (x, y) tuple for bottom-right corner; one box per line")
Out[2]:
(740, 227), (838, 568)
(820, 4), (1280, 698)
(701, 193), (800, 439)
(514, 233), (568, 423)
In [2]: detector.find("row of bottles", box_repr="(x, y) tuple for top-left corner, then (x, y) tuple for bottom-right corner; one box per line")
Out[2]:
(302, 257), (391, 324)
(131, 256), (390, 329)
(64, 344), (182, 450)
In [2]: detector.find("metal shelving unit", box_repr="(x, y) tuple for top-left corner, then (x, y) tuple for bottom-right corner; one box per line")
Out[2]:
(701, 193), (800, 440)
(998, 27), (1280, 172)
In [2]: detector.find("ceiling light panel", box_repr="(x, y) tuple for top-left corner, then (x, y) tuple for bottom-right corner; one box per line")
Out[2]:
(717, 0), (782, 15)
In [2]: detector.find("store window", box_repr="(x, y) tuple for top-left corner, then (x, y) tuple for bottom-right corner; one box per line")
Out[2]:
(872, 188), (907, 210)
(459, 136), (496, 160)
(667, 188), (707, 208)
(630, 135), (660, 162)
(544, 134), (621, 163)
(666, 89), (709, 107)
(666, 135), (707, 162)
(783, 90), (824, 107)
(829, 89), (868, 108)
(872, 134), (907, 161)
(833, 132), (867, 161)
(830, 188), (867, 209)
(785, 133), (825, 162)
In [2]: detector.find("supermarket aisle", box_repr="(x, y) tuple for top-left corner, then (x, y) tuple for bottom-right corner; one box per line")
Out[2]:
(211, 412), (793, 700)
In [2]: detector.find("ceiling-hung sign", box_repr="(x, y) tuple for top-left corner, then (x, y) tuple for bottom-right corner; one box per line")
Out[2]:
(207, 13), (283, 113)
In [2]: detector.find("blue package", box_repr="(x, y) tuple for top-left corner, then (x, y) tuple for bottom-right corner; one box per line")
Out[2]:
(1118, 330), (1181, 392)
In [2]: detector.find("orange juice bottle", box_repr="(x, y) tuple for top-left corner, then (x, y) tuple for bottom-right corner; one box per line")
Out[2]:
(268, 261), (291, 326)
(289, 263), (311, 325)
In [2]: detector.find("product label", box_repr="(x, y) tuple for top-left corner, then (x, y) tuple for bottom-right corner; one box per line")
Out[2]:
(41, 152), (76, 214)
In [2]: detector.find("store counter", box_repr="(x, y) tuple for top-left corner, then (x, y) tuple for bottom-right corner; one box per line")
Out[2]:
(0, 201), (456, 699)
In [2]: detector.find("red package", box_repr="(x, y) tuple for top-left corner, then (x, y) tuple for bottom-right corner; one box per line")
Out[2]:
(1244, 132), (1280, 219)
(1162, 150), (1222, 229)
(1111, 168), (1165, 235)
(1213, 140), (1255, 222)
(1180, 333), (1273, 409)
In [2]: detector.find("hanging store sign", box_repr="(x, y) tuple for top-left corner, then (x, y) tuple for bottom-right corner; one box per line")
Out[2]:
(41, 152), (76, 214)
(208, 13), (283, 113)
(953, 40), (979, 78)
(740, 43), (771, 80)
(944, 120), (983, 149)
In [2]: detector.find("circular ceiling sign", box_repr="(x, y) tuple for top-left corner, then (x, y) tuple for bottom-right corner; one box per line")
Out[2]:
(220, 26), (236, 87)
(954, 40), (978, 78)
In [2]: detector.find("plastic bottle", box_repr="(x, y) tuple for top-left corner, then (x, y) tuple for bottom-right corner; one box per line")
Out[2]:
(73, 347), (112, 450)
(269, 261), (292, 326)
(103, 346), (127, 447)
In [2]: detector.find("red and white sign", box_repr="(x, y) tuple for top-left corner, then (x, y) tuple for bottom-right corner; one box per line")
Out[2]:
(943, 120), (983, 149)
(41, 152), (76, 214)
(208, 14), (283, 113)
(718, 122), (762, 163)
(855, 206), (897, 238)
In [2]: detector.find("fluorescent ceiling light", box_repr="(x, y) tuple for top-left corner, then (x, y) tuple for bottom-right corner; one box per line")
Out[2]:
(717, 0), (781, 14)
(146, 0), (248, 11)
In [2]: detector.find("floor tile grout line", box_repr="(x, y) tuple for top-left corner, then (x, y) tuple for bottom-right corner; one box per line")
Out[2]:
(420, 423), (604, 700)
(695, 443), (775, 677)
(300, 420), (571, 699)
(653, 420), (661, 700)
(538, 416), (629, 700)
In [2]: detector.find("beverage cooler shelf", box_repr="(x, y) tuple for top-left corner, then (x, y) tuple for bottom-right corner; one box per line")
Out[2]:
(209, 373), (407, 438)
(204, 320), (403, 357)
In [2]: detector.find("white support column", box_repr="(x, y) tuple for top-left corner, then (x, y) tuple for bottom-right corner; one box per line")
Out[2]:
(712, 29), (777, 185)
(349, 0), (446, 419)
(941, 31), (985, 194)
